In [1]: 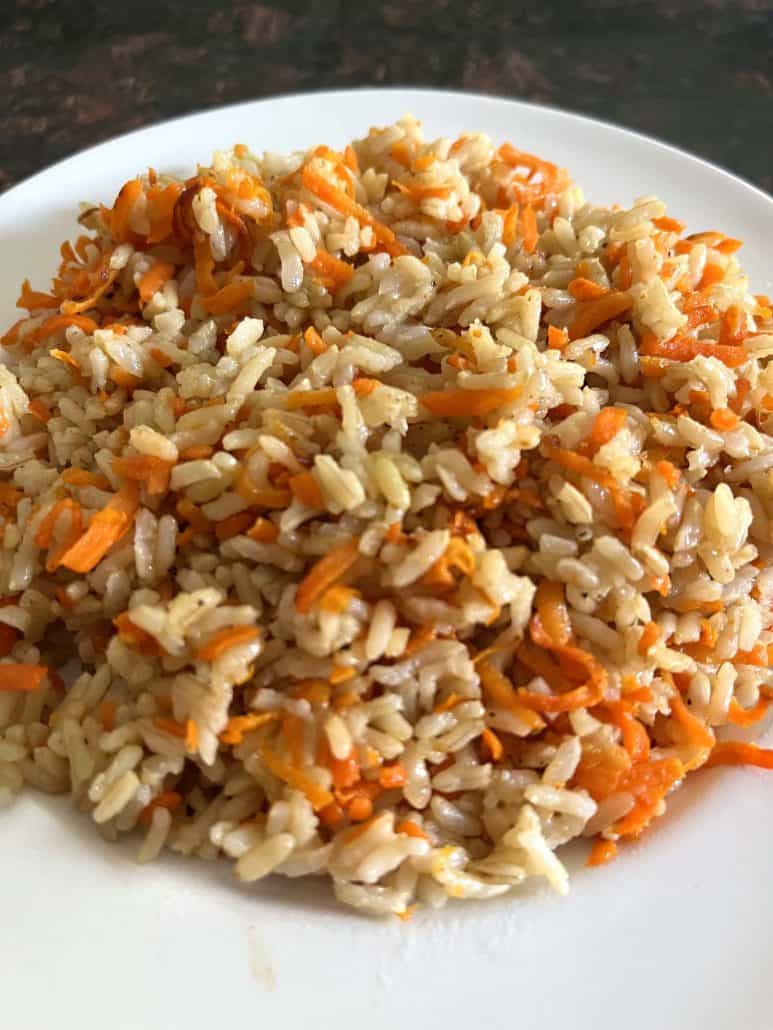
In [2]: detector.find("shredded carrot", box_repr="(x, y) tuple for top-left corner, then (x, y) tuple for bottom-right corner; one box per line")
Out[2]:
(419, 386), (520, 417)
(698, 262), (726, 290)
(137, 261), (176, 304)
(178, 444), (213, 461)
(709, 407), (739, 431)
(34, 498), (79, 550)
(289, 681), (330, 708)
(193, 232), (217, 295)
(184, 718), (198, 753)
(195, 625), (260, 662)
(378, 763), (407, 789)
(481, 727), (504, 762)
(434, 692), (464, 714)
(308, 250), (354, 291)
(0, 664), (49, 692)
(568, 277), (609, 301)
(587, 838), (618, 866)
(727, 697), (769, 727)
(112, 454), (173, 495)
(199, 279), (255, 315)
(420, 536), (475, 591)
(547, 325), (569, 350)
(535, 579), (572, 647)
(569, 291), (633, 340)
(542, 442), (639, 529)
(17, 279), (59, 311)
(297, 328), (324, 359)
(602, 701), (650, 763)
(588, 407), (628, 453)
(27, 398), (52, 423)
(138, 791), (182, 826)
(262, 747), (333, 811)
(110, 366), (140, 390)
(520, 204), (538, 253)
(246, 516), (280, 543)
(301, 165), (406, 257)
(214, 511), (254, 541)
(343, 144), (359, 173)
(397, 819), (428, 840)
(656, 460), (681, 489)
(704, 741), (773, 770)
(495, 202), (518, 247)
(49, 349), (84, 378)
(99, 700), (116, 731)
(319, 801), (345, 829)
(175, 497), (210, 534)
(653, 216), (685, 234)
(668, 693), (715, 769)
(320, 585), (359, 614)
(113, 611), (163, 656)
(289, 470), (323, 507)
(219, 712), (277, 746)
(1, 318), (26, 347)
(110, 179), (143, 242)
(639, 331), (746, 368)
(295, 537), (360, 614)
(347, 795), (373, 822)
(146, 182), (184, 243)
(516, 615), (607, 713)
(0, 624), (18, 657)
(285, 387), (339, 411)
(612, 757), (685, 838)
(477, 662), (545, 729)
(59, 481), (139, 573)
(153, 716), (187, 739)
(638, 621), (661, 655)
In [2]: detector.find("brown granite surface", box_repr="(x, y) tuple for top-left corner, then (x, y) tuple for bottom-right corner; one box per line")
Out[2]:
(0, 0), (771, 193)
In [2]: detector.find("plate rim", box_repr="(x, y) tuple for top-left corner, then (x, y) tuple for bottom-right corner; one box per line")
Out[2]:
(1, 85), (772, 215)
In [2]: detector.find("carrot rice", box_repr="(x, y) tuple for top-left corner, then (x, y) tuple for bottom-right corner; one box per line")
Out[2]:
(1, 115), (772, 916)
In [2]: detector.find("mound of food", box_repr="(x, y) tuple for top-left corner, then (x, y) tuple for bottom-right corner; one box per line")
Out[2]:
(1, 116), (771, 915)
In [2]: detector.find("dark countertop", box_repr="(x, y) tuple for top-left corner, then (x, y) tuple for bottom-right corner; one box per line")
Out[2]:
(1, 0), (771, 194)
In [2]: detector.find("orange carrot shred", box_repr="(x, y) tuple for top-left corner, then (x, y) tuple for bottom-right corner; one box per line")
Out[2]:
(308, 251), (353, 291)
(99, 700), (116, 731)
(569, 291), (633, 340)
(547, 325), (569, 350)
(481, 727), (504, 762)
(378, 763), (407, 789)
(139, 791), (182, 826)
(397, 819), (429, 840)
(419, 387), (521, 417)
(589, 407), (627, 451)
(0, 664), (49, 692)
(289, 470), (323, 508)
(704, 741), (773, 770)
(520, 204), (538, 253)
(137, 261), (176, 304)
(17, 279), (59, 311)
(568, 277), (609, 301)
(638, 621), (661, 655)
(112, 454), (173, 496)
(301, 165), (406, 257)
(195, 625), (260, 662)
(295, 538), (360, 614)
(59, 481), (139, 573)
(709, 407), (739, 431)
(587, 839), (618, 867)
(639, 331), (747, 368)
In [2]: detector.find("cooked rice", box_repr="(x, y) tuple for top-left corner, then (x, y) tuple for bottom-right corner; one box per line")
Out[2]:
(1, 115), (772, 916)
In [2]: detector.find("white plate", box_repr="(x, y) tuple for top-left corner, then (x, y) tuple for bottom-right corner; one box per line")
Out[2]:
(1, 89), (772, 1030)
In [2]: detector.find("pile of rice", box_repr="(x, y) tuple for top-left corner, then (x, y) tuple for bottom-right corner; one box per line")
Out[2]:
(1, 116), (772, 916)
